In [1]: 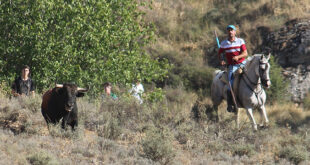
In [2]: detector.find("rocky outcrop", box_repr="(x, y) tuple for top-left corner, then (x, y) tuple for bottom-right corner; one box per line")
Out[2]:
(263, 19), (310, 102)
(283, 66), (310, 103)
(265, 19), (310, 67)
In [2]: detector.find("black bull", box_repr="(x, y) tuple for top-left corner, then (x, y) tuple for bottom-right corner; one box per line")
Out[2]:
(41, 84), (87, 130)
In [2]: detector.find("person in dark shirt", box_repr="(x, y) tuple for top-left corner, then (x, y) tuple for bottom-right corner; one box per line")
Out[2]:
(11, 65), (35, 97)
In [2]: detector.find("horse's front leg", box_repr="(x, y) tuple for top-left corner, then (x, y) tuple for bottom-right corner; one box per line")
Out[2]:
(245, 108), (257, 131)
(259, 105), (269, 127)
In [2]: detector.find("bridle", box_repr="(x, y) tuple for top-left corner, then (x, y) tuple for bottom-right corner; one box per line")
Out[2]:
(259, 61), (270, 88)
(241, 58), (271, 95)
(241, 58), (270, 105)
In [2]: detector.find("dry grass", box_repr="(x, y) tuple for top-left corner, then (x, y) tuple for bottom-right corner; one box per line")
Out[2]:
(139, 0), (310, 99)
(143, 0), (310, 88)
(0, 87), (310, 164)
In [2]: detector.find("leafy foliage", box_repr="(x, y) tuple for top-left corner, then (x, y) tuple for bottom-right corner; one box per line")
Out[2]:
(0, 0), (169, 95)
(266, 55), (288, 104)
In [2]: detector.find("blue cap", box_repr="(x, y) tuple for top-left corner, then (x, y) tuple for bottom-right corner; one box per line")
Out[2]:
(226, 25), (236, 30)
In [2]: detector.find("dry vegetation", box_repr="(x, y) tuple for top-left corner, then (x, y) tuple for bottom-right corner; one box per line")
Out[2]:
(142, 0), (310, 95)
(0, 87), (310, 164)
(1, 0), (310, 164)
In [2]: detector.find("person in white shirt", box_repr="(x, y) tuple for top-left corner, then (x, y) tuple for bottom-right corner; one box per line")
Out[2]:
(129, 80), (144, 104)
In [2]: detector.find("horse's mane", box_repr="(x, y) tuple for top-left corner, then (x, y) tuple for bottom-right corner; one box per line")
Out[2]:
(244, 54), (263, 69)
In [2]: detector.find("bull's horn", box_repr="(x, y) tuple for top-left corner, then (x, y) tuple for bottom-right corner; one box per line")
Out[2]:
(56, 84), (63, 88)
(77, 87), (88, 92)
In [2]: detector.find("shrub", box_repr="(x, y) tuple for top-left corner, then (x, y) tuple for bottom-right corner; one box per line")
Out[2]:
(144, 87), (165, 103)
(278, 146), (307, 164)
(48, 123), (80, 139)
(101, 116), (122, 140)
(156, 87), (197, 126)
(231, 144), (256, 157)
(178, 66), (215, 97)
(27, 151), (58, 165)
(266, 55), (289, 104)
(302, 91), (310, 111)
(0, 81), (12, 97)
(140, 126), (175, 164)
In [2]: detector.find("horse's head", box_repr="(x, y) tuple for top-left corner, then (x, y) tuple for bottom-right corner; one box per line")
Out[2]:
(259, 54), (271, 89)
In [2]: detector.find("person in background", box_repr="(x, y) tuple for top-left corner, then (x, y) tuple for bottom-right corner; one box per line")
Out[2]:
(11, 65), (35, 97)
(102, 82), (118, 101)
(129, 79), (144, 104)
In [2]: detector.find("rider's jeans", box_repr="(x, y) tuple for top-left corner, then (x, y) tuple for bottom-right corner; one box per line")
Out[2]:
(228, 60), (246, 91)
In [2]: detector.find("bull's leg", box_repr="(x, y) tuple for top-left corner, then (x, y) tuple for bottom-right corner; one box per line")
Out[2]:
(245, 108), (257, 131)
(259, 105), (269, 127)
(62, 113), (70, 129)
(41, 110), (52, 130)
(212, 105), (219, 122)
(70, 120), (78, 131)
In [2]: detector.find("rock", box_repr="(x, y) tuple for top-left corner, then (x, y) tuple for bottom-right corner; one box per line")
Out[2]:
(261, 19), (310, 103)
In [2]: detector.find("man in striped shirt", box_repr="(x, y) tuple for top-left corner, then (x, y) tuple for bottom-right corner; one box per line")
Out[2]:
(218, 25), (248, 112)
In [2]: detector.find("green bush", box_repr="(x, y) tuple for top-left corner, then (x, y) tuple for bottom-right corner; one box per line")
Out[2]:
(0, 81), (12, 97)
(266, 55), (288, 104)
(144, 87), (165, 103)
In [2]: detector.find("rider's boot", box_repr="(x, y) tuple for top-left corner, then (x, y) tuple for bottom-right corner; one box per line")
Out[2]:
(227, 90), (235, 113)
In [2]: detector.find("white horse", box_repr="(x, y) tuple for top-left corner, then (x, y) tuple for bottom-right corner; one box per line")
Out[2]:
(211, 54), (271, 130)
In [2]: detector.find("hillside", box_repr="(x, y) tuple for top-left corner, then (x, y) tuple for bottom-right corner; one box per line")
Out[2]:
(143, 0), (310, 97)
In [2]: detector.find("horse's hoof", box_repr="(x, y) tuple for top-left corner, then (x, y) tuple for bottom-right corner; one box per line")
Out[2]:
(253, 125), (258, 131)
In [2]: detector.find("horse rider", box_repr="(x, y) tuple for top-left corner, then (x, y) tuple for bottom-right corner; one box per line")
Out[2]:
(218, 25), (248, 112)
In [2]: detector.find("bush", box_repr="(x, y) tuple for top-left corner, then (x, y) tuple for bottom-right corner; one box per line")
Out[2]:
(278, 146), (307, 164)
(266, 55), (288, 104)
(144, 87), (165, 103)
(101, 116), (122, 140)
(140, 126), (175, 164)
(179, 66), (215, 97)
(231, 144), (256, 157)
(27, 151), (58, 165)
(0, 81), (12, 97)
(302, 91), (310, 111)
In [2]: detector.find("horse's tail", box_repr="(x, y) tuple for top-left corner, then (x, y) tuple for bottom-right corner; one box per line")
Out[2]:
(213, 70), (222, 78)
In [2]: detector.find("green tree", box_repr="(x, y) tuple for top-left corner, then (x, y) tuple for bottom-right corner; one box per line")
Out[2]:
(266, 55), (288, 104)
(0, 0), (169, 95)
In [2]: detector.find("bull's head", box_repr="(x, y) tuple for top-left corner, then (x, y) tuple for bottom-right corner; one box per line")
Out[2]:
(56, 84), (88, 112)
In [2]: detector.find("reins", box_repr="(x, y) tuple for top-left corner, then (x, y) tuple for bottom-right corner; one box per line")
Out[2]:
(240, 59), (268, 106)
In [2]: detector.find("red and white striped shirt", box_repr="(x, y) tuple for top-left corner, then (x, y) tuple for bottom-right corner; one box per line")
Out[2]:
(218, 37), (247, 65)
